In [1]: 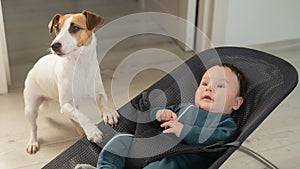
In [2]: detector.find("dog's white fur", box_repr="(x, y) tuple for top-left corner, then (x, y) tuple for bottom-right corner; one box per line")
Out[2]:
(24, 10), (119, 154)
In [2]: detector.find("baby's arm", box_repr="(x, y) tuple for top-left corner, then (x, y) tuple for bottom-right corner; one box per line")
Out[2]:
(155, 109), (178, 122)
(179, 119), (237, 145)
(160, 120), (184, 137)
(150, 104), (182, 123)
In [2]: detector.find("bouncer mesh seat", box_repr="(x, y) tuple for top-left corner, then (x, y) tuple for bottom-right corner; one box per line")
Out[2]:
(42, 47), (298, 169)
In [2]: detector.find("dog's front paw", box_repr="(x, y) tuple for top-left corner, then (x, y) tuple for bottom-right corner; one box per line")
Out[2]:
(101, 108), (119, 126)
(26, 141), (39, 154)
(85, 124), (104, 143)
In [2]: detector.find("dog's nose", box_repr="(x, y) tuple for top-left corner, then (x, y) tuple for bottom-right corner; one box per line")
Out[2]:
(51, 43), (62, 52)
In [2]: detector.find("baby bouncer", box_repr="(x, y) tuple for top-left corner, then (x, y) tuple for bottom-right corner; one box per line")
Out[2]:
(43, 47), (298, 169)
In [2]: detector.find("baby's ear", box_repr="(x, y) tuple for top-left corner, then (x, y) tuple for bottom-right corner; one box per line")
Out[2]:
(233, 97), (244, 110)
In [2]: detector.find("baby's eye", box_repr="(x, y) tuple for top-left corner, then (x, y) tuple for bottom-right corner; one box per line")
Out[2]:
(217, 84), (226, 88)
(201, 82), (208, 86)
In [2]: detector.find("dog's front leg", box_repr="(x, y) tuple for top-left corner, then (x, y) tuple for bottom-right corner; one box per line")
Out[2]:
(61, 103), (104, 143)
(97, 94), (119, 126)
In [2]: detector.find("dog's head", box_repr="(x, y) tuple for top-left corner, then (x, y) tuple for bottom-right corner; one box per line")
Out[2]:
(48, 10), (104, 56)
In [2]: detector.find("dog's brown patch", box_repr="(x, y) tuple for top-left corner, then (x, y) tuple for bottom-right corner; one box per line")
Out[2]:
(48, 11), (105, 47)
(71, 13), (93, 46)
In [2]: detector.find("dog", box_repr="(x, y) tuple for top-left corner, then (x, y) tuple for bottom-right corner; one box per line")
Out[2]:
(24, 10), (119, 154)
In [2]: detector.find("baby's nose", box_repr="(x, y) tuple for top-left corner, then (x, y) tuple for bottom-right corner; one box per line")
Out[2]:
(205, 85), (213, 92)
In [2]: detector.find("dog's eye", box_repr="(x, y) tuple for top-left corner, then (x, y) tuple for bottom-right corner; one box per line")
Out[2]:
(54, 25), (60, 33)
(69, 24), (81, 33)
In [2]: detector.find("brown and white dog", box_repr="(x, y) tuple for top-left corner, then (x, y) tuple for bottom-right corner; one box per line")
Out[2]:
(24, 10), (119, 154)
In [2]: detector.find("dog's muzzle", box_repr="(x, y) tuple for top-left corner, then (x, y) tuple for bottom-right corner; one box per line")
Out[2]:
(51, 42), (63, 55)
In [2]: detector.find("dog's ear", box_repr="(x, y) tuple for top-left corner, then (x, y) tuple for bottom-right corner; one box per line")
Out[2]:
(82, 10), (105, 30)
(48, 14), (62, 34)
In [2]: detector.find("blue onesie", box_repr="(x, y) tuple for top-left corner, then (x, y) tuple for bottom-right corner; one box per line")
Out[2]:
(96, 103), (237, 169)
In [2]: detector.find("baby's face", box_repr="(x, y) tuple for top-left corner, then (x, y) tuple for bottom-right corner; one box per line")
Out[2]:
(195, 65), (243, 114)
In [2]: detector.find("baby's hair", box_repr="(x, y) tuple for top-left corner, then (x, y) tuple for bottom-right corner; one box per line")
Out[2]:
(208, 63), (247, 97)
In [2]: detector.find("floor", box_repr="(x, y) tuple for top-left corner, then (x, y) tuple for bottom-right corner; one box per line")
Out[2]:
(1, 1), (300, 169)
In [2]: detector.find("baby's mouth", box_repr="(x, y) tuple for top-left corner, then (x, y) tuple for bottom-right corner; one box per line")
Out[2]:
(202, 95), (214, 101)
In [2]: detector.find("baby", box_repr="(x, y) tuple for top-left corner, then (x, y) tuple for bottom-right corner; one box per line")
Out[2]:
(76, 63), (247, 169)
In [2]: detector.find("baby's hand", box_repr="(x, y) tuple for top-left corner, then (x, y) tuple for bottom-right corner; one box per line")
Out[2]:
(156, 109), (177, 122)
(161, 121), (184, 138)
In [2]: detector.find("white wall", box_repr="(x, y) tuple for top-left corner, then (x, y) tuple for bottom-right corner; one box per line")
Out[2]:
(0, 0), (10, 94)
(144, 0), (197, 50)
(212, 0), (300, 46)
